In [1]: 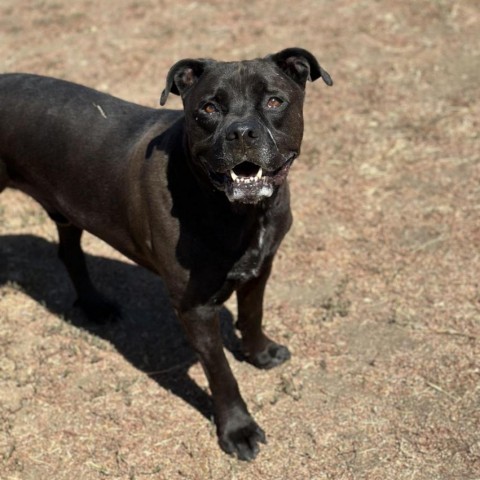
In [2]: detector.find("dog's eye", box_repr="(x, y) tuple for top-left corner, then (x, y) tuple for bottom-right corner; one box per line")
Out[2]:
(266, 97), (284, 109)
(203, 103), (218, 114)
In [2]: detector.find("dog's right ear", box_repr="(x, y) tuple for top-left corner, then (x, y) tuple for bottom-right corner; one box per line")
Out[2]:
(160, 59), (211, 106)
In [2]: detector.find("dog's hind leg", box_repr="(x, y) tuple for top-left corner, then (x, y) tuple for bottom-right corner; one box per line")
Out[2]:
(55, 221), (120, 323)
(0, 158), (9, 193)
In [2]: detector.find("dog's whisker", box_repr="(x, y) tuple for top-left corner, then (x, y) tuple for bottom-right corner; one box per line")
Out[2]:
(266, 127), (279, 151)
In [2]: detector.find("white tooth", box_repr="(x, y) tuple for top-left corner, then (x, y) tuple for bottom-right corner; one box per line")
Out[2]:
(230, 170), (238, 181)
(255, 168), (263, 179)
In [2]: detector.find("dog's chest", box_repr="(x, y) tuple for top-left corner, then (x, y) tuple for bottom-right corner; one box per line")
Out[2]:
(227, 222), (269, 283)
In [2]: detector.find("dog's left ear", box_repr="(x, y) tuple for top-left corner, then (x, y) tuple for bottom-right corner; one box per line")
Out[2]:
(160, 58), (212, 106)
(267, 47), (333, 87)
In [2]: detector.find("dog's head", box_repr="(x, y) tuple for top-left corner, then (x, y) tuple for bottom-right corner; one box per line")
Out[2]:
(161, 48), (332, 204)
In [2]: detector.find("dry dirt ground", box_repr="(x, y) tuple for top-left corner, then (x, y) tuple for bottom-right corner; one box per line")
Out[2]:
(0, 1), (479, 479)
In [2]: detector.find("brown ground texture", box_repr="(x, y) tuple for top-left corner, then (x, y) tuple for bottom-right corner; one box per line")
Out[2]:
(0, 1), (479, 479)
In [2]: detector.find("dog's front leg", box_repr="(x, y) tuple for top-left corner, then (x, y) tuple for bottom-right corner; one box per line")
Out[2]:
(236, 261), (291, 369)
(179, 306), (266, 460)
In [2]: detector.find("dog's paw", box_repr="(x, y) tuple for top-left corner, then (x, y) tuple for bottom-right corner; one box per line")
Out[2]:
(247, 342), (291, 370)
(218, 412), (267, 461)
(74, 293), (121, 324)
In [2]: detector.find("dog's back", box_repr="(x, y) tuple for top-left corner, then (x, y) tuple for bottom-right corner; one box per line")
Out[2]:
(0, 74), (181, 255)
(0, 73), (159, 180)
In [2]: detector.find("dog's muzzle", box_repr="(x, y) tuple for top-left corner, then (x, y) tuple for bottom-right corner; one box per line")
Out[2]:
(208, 154), (296, 204)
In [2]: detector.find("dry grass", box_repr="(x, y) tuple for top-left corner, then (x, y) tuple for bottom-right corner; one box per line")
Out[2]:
(1, 1), (479, 479)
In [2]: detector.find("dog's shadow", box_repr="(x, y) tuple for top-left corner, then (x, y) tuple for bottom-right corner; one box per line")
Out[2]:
(0, 234), (244, 421)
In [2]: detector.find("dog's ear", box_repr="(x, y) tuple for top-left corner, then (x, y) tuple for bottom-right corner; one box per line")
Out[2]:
(160, 59), (212, 106)
(267, 47), (333, 87)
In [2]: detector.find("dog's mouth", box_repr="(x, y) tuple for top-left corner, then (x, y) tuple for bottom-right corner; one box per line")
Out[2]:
(208, 155), (296, 204)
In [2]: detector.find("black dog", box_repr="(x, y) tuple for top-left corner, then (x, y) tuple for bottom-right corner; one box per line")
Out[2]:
(0, 48), (332, 460)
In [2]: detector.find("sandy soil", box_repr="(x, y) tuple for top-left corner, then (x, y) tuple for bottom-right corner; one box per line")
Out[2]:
(0, 1), (479, 479)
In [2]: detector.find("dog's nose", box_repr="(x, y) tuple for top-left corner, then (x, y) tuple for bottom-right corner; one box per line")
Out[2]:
(225, 120), (260, 144)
